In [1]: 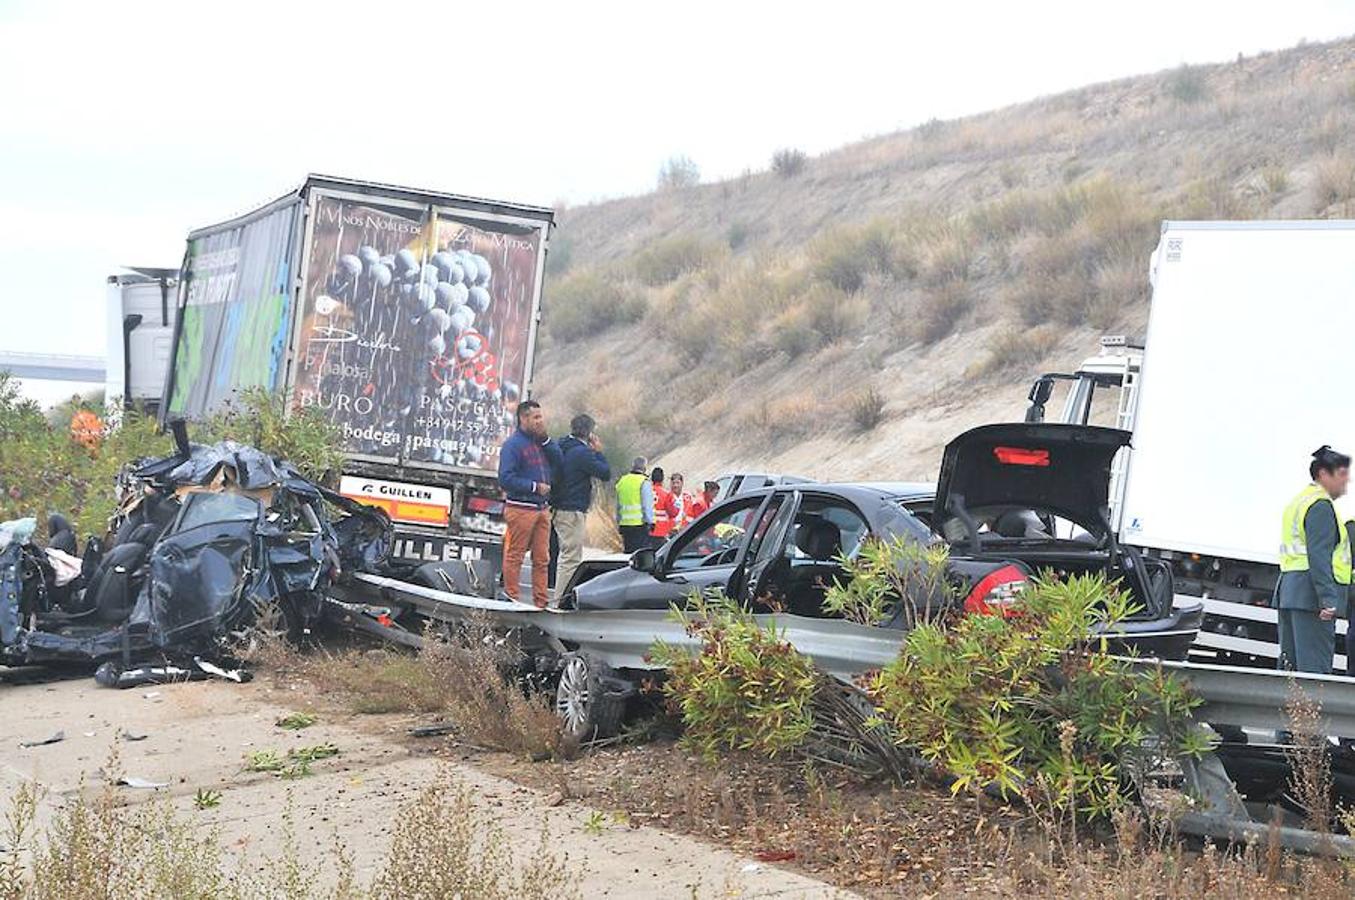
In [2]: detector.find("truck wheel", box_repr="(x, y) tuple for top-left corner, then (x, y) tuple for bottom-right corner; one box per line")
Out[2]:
(554, 653), (624, 742)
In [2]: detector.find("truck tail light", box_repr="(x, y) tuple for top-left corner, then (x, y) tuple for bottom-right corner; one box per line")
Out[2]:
(465, 496), (505, 516)
(963, 565), (1028, 615)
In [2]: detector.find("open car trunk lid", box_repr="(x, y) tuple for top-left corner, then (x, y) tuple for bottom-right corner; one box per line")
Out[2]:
(934, 424), (1131, 538)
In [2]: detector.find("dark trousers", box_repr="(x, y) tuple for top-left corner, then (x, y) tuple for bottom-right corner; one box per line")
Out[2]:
(1277, 607), (1335, 674)
(1347, 619), (1355, 676)
(620, 525), (650, 554)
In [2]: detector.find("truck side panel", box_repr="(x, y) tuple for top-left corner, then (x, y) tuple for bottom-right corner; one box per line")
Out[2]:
(1120, 222), (1355, 565)
(164, 200), (304, 419)
(290, 190), (546, 477)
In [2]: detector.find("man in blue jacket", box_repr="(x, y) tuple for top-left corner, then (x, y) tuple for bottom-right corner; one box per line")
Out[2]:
(552, 413), (611, 596)
(497, 400), (562, 607)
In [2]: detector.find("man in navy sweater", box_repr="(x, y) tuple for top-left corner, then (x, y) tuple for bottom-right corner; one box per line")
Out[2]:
(497, 400), (562, 607)
(552, 414), (611, 596)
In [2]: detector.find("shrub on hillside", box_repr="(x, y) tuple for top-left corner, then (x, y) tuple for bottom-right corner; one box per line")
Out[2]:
(545, 235), (574, 276)
(848, 387), (887, 433)
(771, 147), (809, 178)
(1312, 155), (1355, 214)
(1175, 176), (1252, 219)
(912, 280), (974, 343)
(634, 235), (722, 286)
(920, 222), (975, 286)
(545, 270), (647, 341)
(657, 155), (700, 191)
(806, 283), (868, 341)
(811, 220), (908, 293)
(1166, 64), (1209, 104)
(967, 326), (1061, 379)
(770, 303), (818, 358)
(726, 221), (751, 250)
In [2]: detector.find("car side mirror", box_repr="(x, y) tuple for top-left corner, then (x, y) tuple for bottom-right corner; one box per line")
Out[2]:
(629, 547), (659, 574)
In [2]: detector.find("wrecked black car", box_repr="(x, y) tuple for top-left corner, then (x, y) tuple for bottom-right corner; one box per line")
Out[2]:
(567, 424), (1202, 660)
(0, 427), (391, 672)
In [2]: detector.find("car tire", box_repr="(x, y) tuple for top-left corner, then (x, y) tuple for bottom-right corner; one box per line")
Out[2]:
(554, 652), (624, 742)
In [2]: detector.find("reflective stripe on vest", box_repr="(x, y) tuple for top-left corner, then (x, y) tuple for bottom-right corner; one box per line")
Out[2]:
(1279, 483), (1353, 584)
(616, 473), (646, 527)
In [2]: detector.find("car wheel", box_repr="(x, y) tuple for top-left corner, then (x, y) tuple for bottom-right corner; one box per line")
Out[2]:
(554, 652), (624, 742)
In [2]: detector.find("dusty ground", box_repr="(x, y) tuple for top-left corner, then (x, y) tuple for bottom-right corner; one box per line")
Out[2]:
(0, 673), (853, 899)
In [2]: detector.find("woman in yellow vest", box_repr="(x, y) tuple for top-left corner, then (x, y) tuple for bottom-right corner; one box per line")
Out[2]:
(1275, 445), (1352, 673)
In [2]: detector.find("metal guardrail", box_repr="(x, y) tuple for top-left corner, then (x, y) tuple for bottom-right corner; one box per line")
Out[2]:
(355, 572), (1355, 731)
(347, 573), (1355, 855)
(0, 351), (106, 382)
(1126, 657), (1355, 738)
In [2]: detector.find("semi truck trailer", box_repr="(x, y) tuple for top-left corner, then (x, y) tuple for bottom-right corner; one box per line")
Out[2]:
(161, 175), (553, 571)
(1027, 221), (1355, 670)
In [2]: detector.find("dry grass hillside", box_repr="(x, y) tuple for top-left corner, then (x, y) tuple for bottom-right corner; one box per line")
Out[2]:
(535, 37), (1355, 485)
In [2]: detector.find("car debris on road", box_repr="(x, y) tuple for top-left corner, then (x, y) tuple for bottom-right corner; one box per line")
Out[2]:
(0, 423), (391, 679)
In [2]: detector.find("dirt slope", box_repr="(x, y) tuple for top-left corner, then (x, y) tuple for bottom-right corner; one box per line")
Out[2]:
(534, 38), (1355, 484)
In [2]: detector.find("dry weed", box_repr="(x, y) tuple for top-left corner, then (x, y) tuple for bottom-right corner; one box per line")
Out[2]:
(968, 327), (1061, 379)
(912, 279), (975, 343)
(3, 765), (577, 900)
(1312, 155), (1355, 214)
(369, 772), (579, 900)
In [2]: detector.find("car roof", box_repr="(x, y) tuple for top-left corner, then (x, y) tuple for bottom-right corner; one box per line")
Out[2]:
(732, 481), (934, 505)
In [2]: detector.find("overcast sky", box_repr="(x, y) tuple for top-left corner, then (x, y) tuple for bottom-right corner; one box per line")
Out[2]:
(3, 0), (1353, 403)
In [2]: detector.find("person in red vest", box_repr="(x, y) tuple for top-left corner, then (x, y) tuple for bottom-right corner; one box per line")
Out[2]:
(649, 466), (680, 546)
(669, 473), (695, 532)
(687, 480), (719, 522)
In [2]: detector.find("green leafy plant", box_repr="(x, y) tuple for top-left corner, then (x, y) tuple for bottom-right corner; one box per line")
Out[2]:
(581, 811), (606, 836)
(244, 743), (339, 780)
(870, 572), (1204, 818)
(651, 592), (819, 760)
(822, 537), (955, 627)
(200, 388), (344, 486)
(275, 712), (317, 731)
(192, 788), (222, 811)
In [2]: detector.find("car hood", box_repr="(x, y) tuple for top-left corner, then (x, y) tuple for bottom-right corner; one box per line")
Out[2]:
(934, 423), (1131, 538)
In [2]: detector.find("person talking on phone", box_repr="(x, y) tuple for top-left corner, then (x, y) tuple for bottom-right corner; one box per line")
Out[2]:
(552, 413), (611, 599)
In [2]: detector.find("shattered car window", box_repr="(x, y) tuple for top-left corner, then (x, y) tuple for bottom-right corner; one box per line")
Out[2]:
(175, 493), (261, 531)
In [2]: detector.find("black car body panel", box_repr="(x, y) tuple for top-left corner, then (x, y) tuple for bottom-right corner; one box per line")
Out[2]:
(935, 423), (1130, 541)
(0, 438), (392, 668)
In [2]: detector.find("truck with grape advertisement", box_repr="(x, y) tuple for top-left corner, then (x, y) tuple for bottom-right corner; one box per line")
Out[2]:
(162, 175), (554, 569)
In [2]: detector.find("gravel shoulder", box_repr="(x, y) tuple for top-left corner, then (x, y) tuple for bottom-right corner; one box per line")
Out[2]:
(0, 674), (853, 898)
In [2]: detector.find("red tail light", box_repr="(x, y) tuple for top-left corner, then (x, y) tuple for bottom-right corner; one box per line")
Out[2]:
(964, 564), (1028, 615)
(993, 446), (1050, 467)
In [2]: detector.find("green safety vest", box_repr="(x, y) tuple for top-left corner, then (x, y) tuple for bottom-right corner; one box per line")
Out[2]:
(616, 473), (647, 527)
(1279, 483), (1353, 584)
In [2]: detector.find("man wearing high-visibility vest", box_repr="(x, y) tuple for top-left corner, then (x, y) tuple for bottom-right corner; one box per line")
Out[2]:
(1275, 445), (1352, 673)
(615, 457), (656, 554)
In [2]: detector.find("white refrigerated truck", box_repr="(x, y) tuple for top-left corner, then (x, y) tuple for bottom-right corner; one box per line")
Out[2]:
(1026, 221), (1355, 670)
(105, 267), (180, 412)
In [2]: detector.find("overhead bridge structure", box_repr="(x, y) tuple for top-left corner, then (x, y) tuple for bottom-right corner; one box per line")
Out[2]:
(0, 352), (106, 383)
